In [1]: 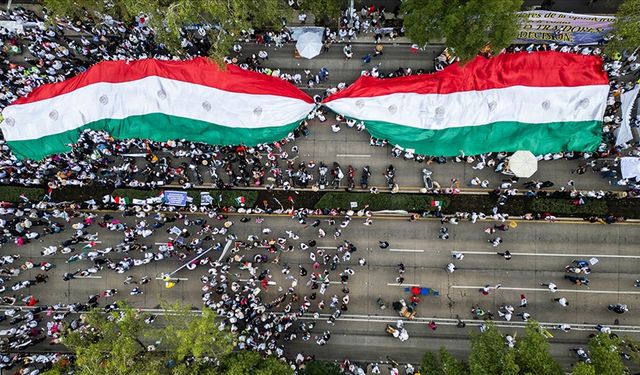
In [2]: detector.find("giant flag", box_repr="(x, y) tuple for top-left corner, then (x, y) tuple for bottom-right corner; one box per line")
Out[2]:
(0, 58), (315, 160)
(323, 51), (610, 156)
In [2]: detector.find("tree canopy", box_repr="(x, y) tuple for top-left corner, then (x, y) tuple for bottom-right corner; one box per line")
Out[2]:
(301, 360), (343, 375)
(401, 0), (523, 62)
(468, 322), (519, 375)
(61, 307), (166, 375)
(217, 351), (294, 375)
(515, 321), (562, 375)
(420, 347), (467, 375)
(298, 0), (344, 24)
(606, 0), (640, 55)
(570, 362), (596, 375)
(588, 333), (628, 375)
(57, 304), (234, 375)
(419, 323), (635, 375)
(42, 0), (290, 61)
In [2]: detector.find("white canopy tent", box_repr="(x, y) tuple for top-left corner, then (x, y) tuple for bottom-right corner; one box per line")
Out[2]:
(507, 150), (538, 178)
(290, 26), (325, 59)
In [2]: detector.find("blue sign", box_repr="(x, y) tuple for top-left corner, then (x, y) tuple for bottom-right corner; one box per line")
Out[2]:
(163, 191), (188, 206)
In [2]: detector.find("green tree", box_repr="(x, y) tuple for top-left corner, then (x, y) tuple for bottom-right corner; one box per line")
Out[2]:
(468, 322), (519, 375)
(42, 0), (289, 61)
(421, 351), (441, 375)
(621, 335), (640, 367)
(299, 0), (344, 24)
(605, 0), (640, 55)
(570, 362), (596, 375)
(401, 0), (449, 46)
(154, 303), (235, 375)
(218, 351), (294, 375)
(301, 360), (343, 375)
(62, 307), (164, 375)
(420, 348), (467, 375)
(401, 0), (523, 62)
(515, 321), (562, 375)
(439, 347), (467, 375)
(588, 333), (628, 375)
(62, 304), (235, 375)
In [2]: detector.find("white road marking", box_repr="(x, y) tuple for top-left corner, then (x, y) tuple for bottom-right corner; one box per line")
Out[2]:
(458, 251), (640, 259)
(81, 241), (102, 244)
(451, 286), (640, 294)
(389, 249), (424, 253)
(155, 277), (189, 281)
(387, 283), (419, 287)
(336, 154), (371, 158)
(3, 304), (640, 333)
(296, 314), (640, 332)
(75, 275), (102, 279)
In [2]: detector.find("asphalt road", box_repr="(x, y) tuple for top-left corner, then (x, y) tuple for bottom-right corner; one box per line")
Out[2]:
(216, 41), (625, 194)
(129, 114), (624, 194)
(2, 209), (640, 372)
(238, 41), (439, 90)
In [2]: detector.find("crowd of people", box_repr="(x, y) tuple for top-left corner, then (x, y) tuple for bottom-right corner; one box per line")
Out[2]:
(0, 6), (636, 196)
(0, 192), (425, 374)
(0, 2), (638, 374)
(0, 183), (634, 373)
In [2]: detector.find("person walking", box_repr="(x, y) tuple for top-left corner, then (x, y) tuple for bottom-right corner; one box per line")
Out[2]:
(554, 297), (569, 307)
(541, 282), (558, 292)
(497, 250), (512, 260)
(446, 263), (457, 273)
(489, 237), (503, 247)
(520, 294), (528, 307)
(343, 44), (353, 60)
(438, 227), (449, 240)
(379, 241), (389, 249)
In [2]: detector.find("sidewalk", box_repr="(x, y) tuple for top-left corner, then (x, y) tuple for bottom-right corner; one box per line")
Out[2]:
(286, 8), (420, 45)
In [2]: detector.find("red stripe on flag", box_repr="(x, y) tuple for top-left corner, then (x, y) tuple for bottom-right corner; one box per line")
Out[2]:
(12, 57), (314, 105)
(323, 51), (608, 102)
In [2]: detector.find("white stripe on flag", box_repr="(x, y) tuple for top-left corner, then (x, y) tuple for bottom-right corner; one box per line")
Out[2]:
(325, 85), (608, 130)
(2, 77), (315, 141)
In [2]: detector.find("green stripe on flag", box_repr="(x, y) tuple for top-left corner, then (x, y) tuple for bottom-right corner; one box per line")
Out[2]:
(361, 119), (602, 156)
(7, 113), (304, 160)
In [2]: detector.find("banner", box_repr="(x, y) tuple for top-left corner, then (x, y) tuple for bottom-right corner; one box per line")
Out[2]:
(200, 192), (213, 206)
(621, 157), (640, 180)
(516, 11), (614, 45)
(616, 86), (639, 146)
(163, 191), (188, 207)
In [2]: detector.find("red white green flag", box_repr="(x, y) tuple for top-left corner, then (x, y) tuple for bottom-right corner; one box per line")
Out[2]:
(323, 51), (610, 156)
(1, 58), (314, 160)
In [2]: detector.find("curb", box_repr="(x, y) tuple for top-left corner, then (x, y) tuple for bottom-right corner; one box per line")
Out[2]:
(162, 184), (629, 198)
(67, 206), (640, 225)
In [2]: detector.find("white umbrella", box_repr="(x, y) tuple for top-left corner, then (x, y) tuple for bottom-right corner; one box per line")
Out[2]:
(296, 32), (323, 59)
(508, 150), (538, 178)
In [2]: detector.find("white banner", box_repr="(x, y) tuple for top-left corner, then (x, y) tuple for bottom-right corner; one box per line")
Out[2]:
(516, 11), (615, 45)
(621, 157), (640, 180)
(616, 86), (639, 146)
